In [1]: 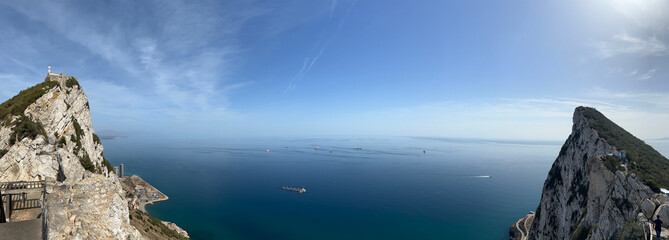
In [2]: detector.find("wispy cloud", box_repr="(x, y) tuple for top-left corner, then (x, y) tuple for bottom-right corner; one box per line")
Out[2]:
(637, 69), (656, 80)
(592, 32), (668, 58)
(284, 42), (329, 94)
(0, 1), (271, 137)
(3, 1), (261, 113)
(284, 0), (356, 94)
(329, 0), (338, 19)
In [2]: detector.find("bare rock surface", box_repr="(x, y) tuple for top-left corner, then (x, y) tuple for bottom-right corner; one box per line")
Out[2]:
(46, 175), (143, 240)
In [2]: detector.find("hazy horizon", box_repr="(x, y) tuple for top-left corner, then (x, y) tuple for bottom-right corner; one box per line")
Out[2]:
(1, 1), (668, 141)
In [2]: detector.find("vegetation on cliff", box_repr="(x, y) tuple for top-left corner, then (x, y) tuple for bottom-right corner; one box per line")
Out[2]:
(615, 218), (644, 239)
(65, 77), (80, 88)
(9, 115), (48, 145)
(580, 106), (669, 188)
(0, 81), (58, 121)
(0, 81), (57, 151)
(129, 204), (190, 239)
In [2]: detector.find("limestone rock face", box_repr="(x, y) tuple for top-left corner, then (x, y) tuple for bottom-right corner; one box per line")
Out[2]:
(46, 175), (143, 240)
(523, 107), (666, 240)
(1, 75), (107, 182)
(0, 74), (143, 239)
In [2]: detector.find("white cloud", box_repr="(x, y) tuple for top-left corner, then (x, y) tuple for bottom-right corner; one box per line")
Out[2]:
(3, 1), (260, 113)
(607, 0), (669, 32)
(593, 32), (668, 58)
(637, 69), (656, 80)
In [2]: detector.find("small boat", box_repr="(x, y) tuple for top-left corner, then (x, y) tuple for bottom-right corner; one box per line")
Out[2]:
(266, 149), (270, 152)
(282, 186), (307, 194)
(354, 146), (362, 150)
(315, 146), (319, 150)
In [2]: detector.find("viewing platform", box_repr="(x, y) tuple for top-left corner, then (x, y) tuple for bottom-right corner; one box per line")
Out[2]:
(0, 180), (48, 240)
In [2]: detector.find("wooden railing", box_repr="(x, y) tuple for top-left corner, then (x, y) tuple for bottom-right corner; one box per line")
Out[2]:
(0, 180), (48, 239)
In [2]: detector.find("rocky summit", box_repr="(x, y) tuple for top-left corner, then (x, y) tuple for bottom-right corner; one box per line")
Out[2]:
(511, 107), (669, 240)
(0, 73), (144, 239)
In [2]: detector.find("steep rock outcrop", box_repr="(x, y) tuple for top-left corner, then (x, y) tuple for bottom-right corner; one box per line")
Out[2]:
(46, 175), (143, 239)
(520, 107), (669, 240)
(1, 74), (109, 182)
(0, 74), (142, 239)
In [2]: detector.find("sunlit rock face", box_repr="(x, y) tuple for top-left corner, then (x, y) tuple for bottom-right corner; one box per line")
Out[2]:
(0, 74), (143, 239)
(524, 107), (668, 240)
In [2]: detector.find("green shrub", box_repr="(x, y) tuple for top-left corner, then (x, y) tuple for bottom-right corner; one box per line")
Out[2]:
(72, 117), (84, 139)
(146, 214), (189, 239)
(102, 155), (114, 173)
(601, 156), (622, 173)
(93, 133), (101, 145)
(70, 118), (85, 154)
(1, 117), (11, 127)
(616, 218), (644, 240)
(9, 115), (47, 145)
(0, 149), (8, 158)
(0, 81), (58, 121)
(79, 152), (95, 172)
(58, 137), (66, 148)
(65, 77), (79, 88)
(581, 107), (669, 188)
(71, 134), (80, 155)
(646, 179), (661, 193)
(571, 224), (591, 240)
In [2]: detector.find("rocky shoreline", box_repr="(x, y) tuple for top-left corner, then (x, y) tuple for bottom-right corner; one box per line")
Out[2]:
(121, 175), (189, 239)
(121, 175), (189, 238)
(121, 175), (170, 212)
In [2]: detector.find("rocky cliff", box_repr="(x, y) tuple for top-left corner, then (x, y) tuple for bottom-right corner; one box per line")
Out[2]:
(513, 107), (669, 240)
(0, 73), (143, 239)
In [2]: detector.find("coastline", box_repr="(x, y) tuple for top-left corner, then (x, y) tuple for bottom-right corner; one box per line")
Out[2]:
(121, 174), (190, 239)
(121, 175), (170, 212)
(139, 194), (169, 212)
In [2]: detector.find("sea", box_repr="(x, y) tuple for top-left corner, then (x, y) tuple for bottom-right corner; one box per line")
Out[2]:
(101, 136), (669, 240)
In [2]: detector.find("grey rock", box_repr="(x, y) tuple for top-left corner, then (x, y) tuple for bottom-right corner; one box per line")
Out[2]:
(654, 204), (669, 228)
(525, 108), (656, 240)
(642, 199), (656, 219)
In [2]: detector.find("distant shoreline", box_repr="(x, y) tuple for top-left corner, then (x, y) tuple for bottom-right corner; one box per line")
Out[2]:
(139, 195), (169, 212)
(99, 135), (126, 140)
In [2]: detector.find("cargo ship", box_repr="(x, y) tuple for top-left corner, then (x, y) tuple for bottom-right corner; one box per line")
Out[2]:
(281, 186), (307, 194)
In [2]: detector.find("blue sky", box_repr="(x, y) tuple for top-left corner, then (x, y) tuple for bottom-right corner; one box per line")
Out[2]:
(1, 0), (668, 140)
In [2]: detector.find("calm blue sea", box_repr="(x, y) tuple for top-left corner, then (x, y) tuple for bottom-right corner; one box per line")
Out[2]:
(100, 136), (576, 239)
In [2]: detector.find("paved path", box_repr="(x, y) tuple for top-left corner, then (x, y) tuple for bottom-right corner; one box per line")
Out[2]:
(0, 218), (42, 240)
(514, 217), (527, 240)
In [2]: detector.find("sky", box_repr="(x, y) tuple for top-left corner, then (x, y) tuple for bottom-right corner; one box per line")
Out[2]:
(0, 0), (668, 141)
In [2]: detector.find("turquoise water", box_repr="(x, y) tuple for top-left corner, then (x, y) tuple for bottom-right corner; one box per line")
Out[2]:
(102, 136), (560, 239)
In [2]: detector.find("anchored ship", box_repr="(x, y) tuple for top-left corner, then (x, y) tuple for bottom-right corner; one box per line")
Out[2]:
(281, 186), (307, 194)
